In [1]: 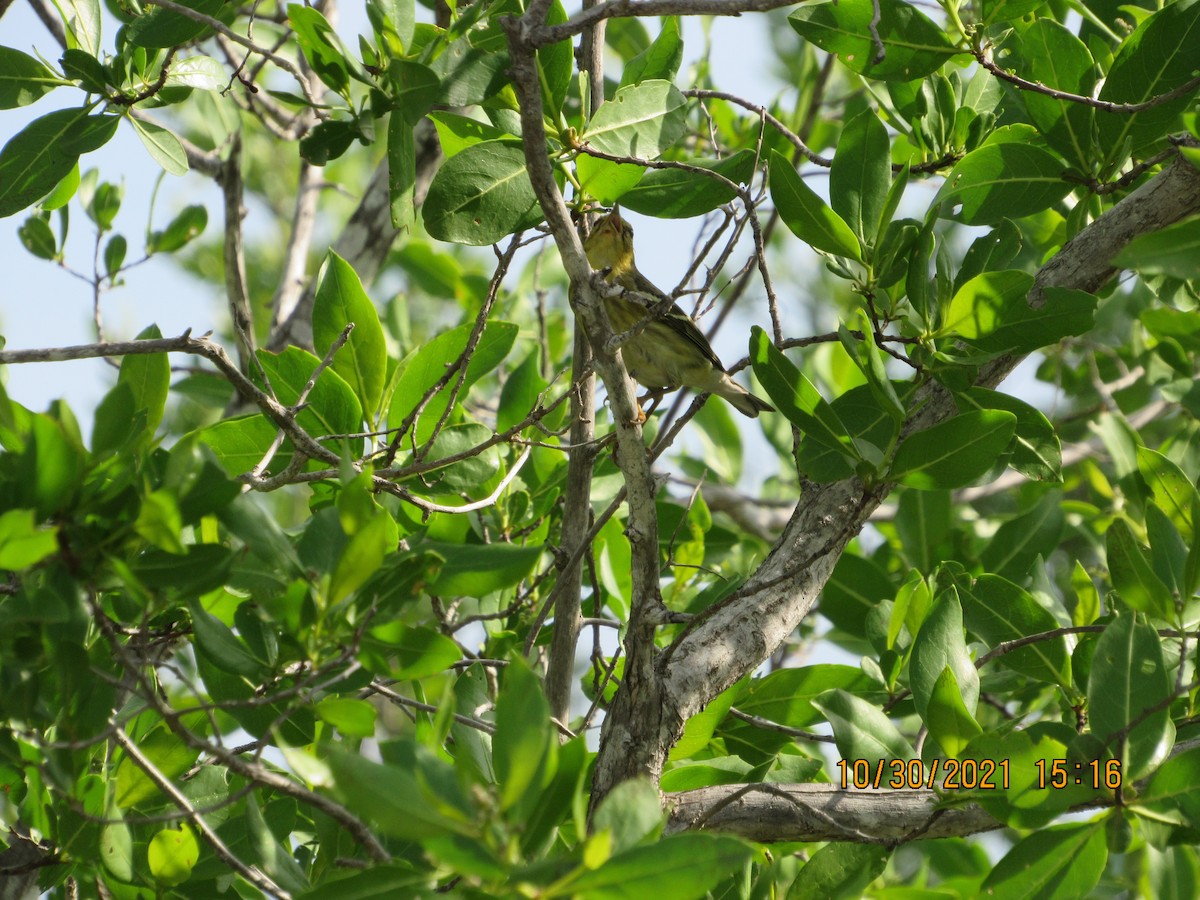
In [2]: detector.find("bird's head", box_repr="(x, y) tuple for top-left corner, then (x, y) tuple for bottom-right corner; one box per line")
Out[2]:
(583, 206), (636, 278)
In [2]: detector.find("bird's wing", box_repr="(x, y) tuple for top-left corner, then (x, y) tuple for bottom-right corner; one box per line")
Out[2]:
(629, 267), (726, 372)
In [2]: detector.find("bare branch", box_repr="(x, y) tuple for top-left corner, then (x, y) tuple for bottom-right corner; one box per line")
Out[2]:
(975, 43), (1200, 114)
(526, 0), (800, 47)
(142, 0), (323, 107)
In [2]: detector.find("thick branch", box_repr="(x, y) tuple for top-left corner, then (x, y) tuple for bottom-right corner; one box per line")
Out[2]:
(505, 9), (673, 778)
(546, 0), (606, 726)
(665, 784), (1003, 843)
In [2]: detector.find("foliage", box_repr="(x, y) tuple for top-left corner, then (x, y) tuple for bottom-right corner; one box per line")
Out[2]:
(1, 0), (1200, 896)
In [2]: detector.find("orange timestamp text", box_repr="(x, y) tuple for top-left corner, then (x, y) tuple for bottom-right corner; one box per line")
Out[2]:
(837, 757), (1009, 790)
(837, 757), (1124, 791)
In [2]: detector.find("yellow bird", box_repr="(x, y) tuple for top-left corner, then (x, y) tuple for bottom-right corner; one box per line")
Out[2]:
(583, 207), (774, 418)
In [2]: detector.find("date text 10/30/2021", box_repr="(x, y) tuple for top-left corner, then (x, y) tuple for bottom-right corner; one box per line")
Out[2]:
(836, 758), (1123, 791)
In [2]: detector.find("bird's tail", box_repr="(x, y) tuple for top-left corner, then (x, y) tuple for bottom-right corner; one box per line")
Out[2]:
(717, 378), (775, 418)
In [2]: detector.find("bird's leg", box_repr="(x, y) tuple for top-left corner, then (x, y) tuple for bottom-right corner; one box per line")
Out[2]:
(639, 389), (666, 420)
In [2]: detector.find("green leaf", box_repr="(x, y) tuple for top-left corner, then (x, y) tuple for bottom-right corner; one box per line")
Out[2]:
(769, 150), (862, 260)
(0, 509), (59, 571)
(982, 821), (1106, 899)
(424, 541), (542, 596)
(793, 843), (890, 900)
(136, 489), (184, 554)
(538, 0), (572, 115)
(820, 552), (896, 638)
(1106, 518), (1172, 618)
(130, 117), (189, 176)
(300, 119), (363, 166)
(423, 140), (540, 245)
(18, 214), (56, 259)
(1137, 446), (1199, 544)
(979, 492), (1065, 581)
(590, 778), (663, 852)
(100, 804), (133, 880)
(748, 325), (858, 462)
(1096, 0), (1200, 158)
(420, 424), (501, 493)
(581, 79), (687, 159)
(129, 545), (232, 597)
(315, 697), (378, 738)
(954, 219), (1022, 293)
(606, 18), (651, 60)
(670, 680), (739, 761)
(895, 494), (950, 576)
(388, 320), (518, 444)
(388, 114), (415, 229)
(497, 349), (547, 434)
(428, 111), (512, 159)
(128, 0), (225, 47)
(325, 743), (473, 841)
(41, 162), (78, 210)
(494, 657), (553, 810)
(620, 17), (683, 87)
(890, 410), (1016, 490)
(83, 178), (121, 229)
(148, 204), (207, 253)
(118, 323), (169, 443)
(163, 55), (227, 91)
(195, 415), (279, 475)
(104, 233), (126, 276)
(830, 109), (891, 248)
(812, 688), (916, 764)
(788, 0), (961, 81)
(909, 590), (978, 721)
(0, 46), (62, 109)
(554, 834), (753, 899)
(388, 59), (439, 125)
(431, 37), (509, 107)
(255, 346), (363, 439)
(960, 574), (1070, 685)
(369, 0), (415, 54)
(577, 153), (645, 205)
(1142, 747), (1200, 823)
(61, 49), (106, 94)
(959, 387), (1061, 482)
(839, 312), (904, 426)
(312, 251), (388, 419)
(619, 149), (755, 218)
(737, 665), (884, 728)
(981, 0), (1047, 24)
(148, 825), (200, 887)
(936, 141), (1072, 226)
(115, 725), (200, 807)
(1088, 611), (1172, 779)
(1010, 20), (1096, 170)
(62, 0), (101, 55)
(925, 666), (982, 758)
(188, 598), (266, 677)
(1113, 215), (1200, 281)
(288, 4), (352, 93)
(362, 622), (461, 679)
(0, 107), (119, 218)
(329, 511), (396, 603)
(941, 271), (1096, 354)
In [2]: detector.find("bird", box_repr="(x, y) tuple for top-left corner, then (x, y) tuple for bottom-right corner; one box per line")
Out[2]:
(583, 207), (775, 419)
